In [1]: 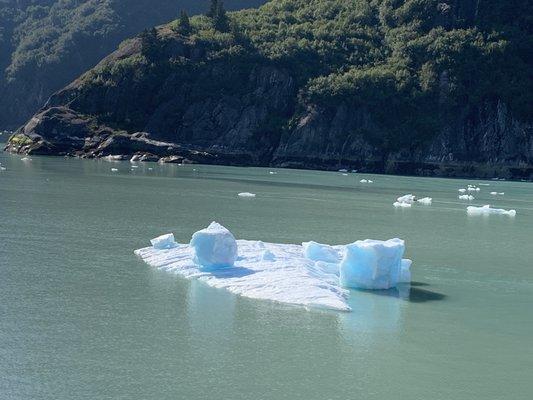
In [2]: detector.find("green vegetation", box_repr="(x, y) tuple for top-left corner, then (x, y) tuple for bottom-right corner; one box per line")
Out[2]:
(85, 0), (530, 150)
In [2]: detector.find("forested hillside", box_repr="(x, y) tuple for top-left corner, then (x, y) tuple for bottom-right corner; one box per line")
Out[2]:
(0, 0), (265, 128)
(6, 0), (533, 178)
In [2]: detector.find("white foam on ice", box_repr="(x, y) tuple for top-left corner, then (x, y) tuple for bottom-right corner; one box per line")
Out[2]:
(135, 223), (413, 312)
(417, 197), (432, 205)
(459, 194), (475, 200)
(467, 205), (516, 216)
(238, 192), (256, 198)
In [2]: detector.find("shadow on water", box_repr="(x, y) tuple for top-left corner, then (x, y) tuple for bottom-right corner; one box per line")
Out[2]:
(360, 283), (447, 303)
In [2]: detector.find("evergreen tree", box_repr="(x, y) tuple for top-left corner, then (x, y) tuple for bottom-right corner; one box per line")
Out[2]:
(207, 0), (229, 32)
(140, 27), (160, 61)
(177, 10), (191, 34)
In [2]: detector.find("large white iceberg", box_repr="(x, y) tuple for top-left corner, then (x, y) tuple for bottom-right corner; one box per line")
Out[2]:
(135, 223), (412, 312)
(467, 205), (516, 216)
(339, 239), (411, 290)
(189, 222), (238, 269)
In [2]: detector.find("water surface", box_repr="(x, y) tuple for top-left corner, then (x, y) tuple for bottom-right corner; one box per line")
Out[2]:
(1, 150), (532, 399)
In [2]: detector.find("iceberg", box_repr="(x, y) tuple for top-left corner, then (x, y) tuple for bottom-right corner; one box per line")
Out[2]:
(397, 194), (416, 204)
(417, 197), (432, 205)
(467, 205), (516, 216)
(135, 223), (413, 311)
(303, 241), (340, 263)
(150, 233), (178, 249)
(393, 201), (412, 208)
(458, 194), (475, 200)
(189, 222), (238, 269)
(339, 239), (411, 290)
(238, 192), (256, 198)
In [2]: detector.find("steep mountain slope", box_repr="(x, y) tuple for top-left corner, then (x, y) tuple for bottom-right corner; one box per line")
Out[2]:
(6, 0), (532, 179)
(0, 0), (266, 128)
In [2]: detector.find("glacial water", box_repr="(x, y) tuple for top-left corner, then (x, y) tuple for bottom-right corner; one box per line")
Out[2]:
(1, 149), (532, 400)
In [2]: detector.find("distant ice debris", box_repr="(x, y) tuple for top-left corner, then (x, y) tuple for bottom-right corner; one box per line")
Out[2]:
(131, 165), (138, 169)
(269, 171), (277, 175)
(397, 194), (416, 204)
(104, 155), (124, 162)
(467, 205), (516, 216)
(340, 239), (411, 290)
(21, 157), (32, 162)
(338, 169), (348, 173)
(490, 192), (504, 195)
(0, 166), (6, 171)
(467, 185), (480, 192)
(190, 222), (238, 269)
(417, 197), (432, 205)
(135, 223), (413, 311)
(458, 188), (467, 193)
(111, 168), (118, 172)
(342, 173), (348, 176)
(360, 179), (373, 183)
(459, 194), (475, 200)
(238, 192), (256, 198)
(393, 201), (412, 208)
(150, 233), (178, 249)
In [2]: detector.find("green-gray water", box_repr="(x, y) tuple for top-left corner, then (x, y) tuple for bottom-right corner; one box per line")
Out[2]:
(1, 149), (532, 399)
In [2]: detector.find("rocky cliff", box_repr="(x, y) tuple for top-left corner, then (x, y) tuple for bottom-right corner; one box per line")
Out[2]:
(5, 0), (532, 179)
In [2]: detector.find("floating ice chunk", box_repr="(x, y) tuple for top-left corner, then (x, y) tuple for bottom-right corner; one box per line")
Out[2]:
(111, 168), (118, 172)
(269, 171), (277, 175)
(490, 192), (504, 195)
(368, 180), (373, 183)
(467, 186), (480, 192)
(339, 238), (410, 289)
(104, 155), (124, 162)
(360, 179), (368, 183)
(393, 201), (412, 208)
(150, 233), (178, 249)
(342, 173), (348, 176)
(148, 167), (153, 171)
(458, 194), (475, 200)
(130, 155), (141, 162)
(417, 197), (432, 205)
(397, 194), (416, 204)
(0, 166), (6, 171)
(21, 157), (32, 162)
(399, 259), (412, 283)
(261, 249), (276, 261)
(458, 188), (466, 193)
(303, 241), (340, 263)
(190, 222), (238, 269)
(131, 165), (138, 169)
(467, 205), (516, 216)
(478, 183), (490, 186)
(238, 192), (256, 198)
(338, 169), (348, 173)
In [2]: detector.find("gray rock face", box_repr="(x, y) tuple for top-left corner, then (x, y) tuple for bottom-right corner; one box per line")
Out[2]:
(5, 33), (531, 180)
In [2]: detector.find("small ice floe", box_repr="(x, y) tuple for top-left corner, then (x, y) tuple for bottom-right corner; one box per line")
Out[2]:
(490, 192), (504, 196)
(130, 154), (141, 162)
(342, 173), (348, 176)
(238, 192), (256, 198)
(417, 197), (432, 205)
(0, 166), (6, 171)
(478, 183), (490, 186)
(360, 179), (373, 183)
(467, 205), (516, 216)
(111, 168), (118, 172)
(131, 165), (138, 169)
(467, 185), (480, 192)
(269, 171), (277, 175)
(150, 233), (178, 249)
(135, 222), (413, 311)
(21, 157), (32, 162)
(458, 188), (467, 193)
(338, 169), (348, 173)
(393, 201), (412, 208)
(397, 194), (416, 204)
(148, 167), (153, 171)
(459, 194), (475, 200)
